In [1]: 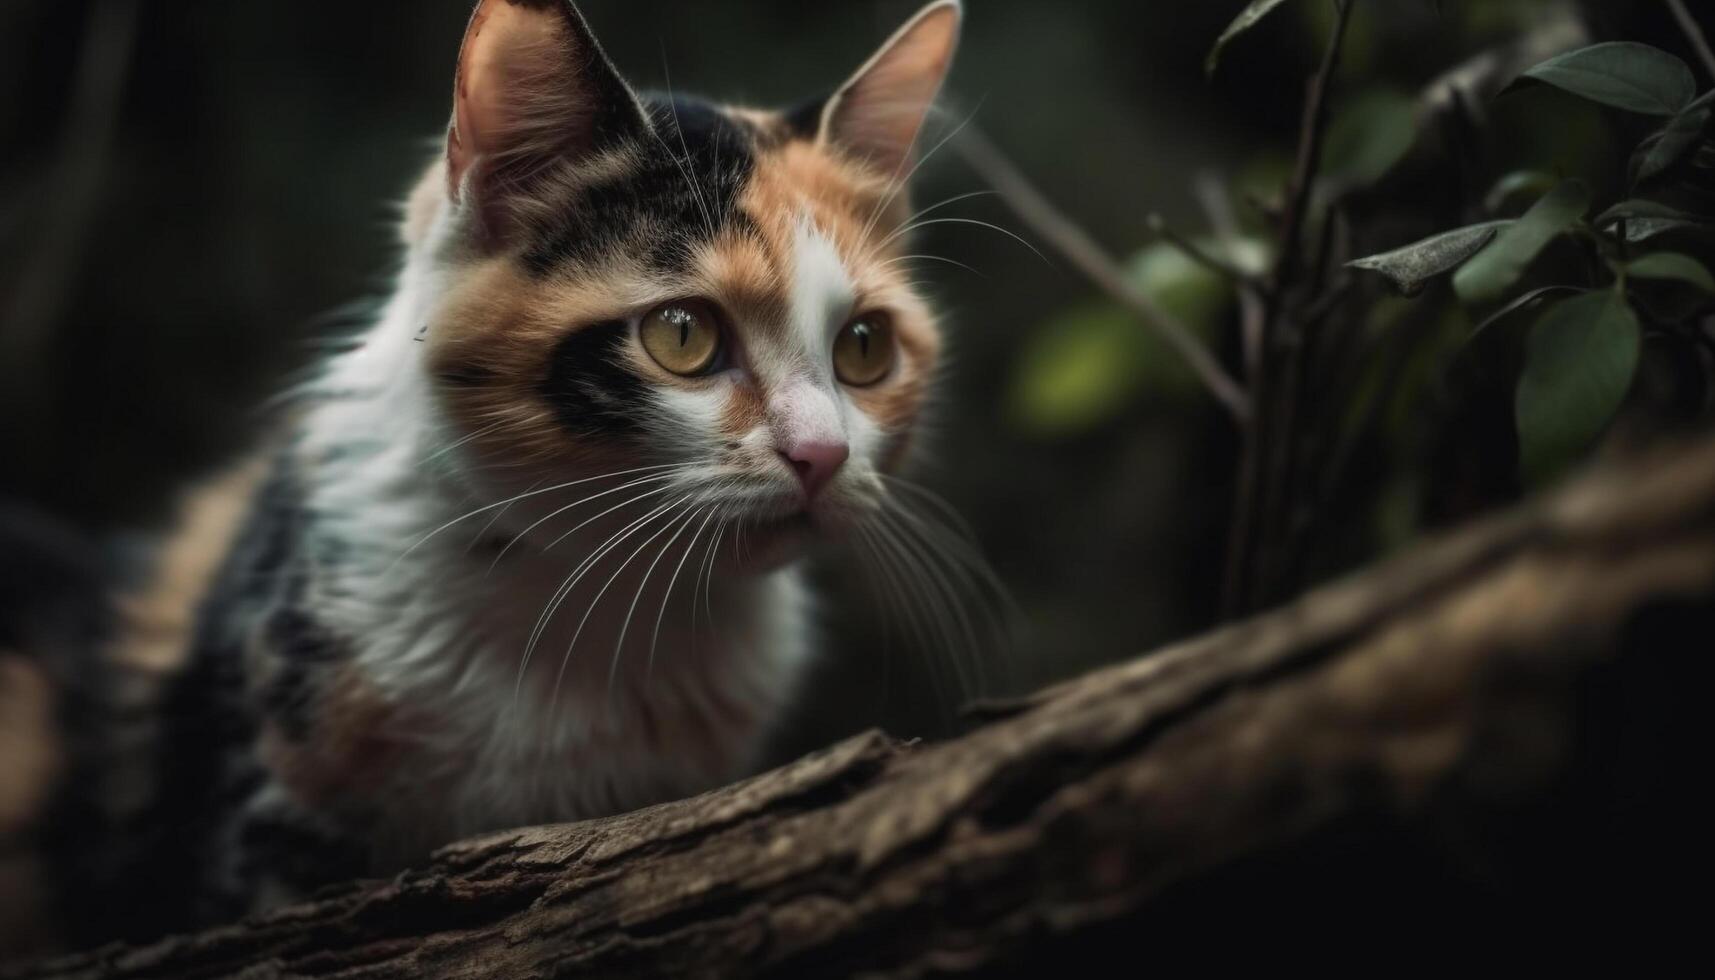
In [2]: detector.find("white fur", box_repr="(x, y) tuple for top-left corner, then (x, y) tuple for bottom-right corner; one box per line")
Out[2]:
(788, 216), (856, 364)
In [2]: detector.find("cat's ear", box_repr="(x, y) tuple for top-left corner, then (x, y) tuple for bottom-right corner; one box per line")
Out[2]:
(817, 0), (961, 176)
(447, 0), (648, 238)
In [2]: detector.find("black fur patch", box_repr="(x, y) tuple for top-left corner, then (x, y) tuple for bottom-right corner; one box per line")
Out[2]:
(233, 802), (368, 895)
(782, 92), (830, 141)
(521, 95), (763, 277)
(541, 319), (647, 436)
(260, 607), (349, 742)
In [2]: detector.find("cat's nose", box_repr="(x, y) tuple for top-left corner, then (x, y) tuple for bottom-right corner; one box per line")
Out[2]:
(779, 439), (849, 499)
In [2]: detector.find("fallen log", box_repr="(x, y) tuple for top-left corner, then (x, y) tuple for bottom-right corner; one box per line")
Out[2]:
(14, 437), (1715, 978)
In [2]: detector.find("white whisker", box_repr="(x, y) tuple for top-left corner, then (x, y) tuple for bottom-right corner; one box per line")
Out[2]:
(608, 506), (702, 693)
(491, 468), (689, 571)
(649, 504), (719, 678)
(875, 216), (1048, 265)
(386, 461), (689, 574)
(516, 492), (691, 695)
(549, 497), (693, 715)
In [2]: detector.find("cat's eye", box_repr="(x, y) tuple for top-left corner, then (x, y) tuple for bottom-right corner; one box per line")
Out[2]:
(640, 300), (722, 377)
(833, 314), (896, 387)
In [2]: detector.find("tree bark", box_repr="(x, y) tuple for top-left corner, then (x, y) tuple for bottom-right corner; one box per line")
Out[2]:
(13, 438), (1715, 978)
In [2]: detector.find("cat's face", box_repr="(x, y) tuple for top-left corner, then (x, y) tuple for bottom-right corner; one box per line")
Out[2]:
(414, 0), (960, 560)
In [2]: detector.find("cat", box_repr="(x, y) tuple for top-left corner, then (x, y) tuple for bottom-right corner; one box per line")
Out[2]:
(0, 0), (971, 953)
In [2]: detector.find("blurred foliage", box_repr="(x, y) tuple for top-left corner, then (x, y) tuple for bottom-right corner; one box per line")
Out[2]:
(1009, 237), (1266, 435)
(1004, 0), (1713, 625)
(1323, 88), (1419, 187)
(1350, 38), (1714, 484)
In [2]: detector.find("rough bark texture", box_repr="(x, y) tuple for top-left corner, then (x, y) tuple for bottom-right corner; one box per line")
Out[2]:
(13, 439), (1715, 978)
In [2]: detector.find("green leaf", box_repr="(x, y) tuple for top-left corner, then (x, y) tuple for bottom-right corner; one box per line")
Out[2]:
(1509, 42), (1697, 116)
(1454, 180), (1591, 304)
(1595, 199), (1700, 226)
(1595, 199), (1712, 242)
(1618, 218), (1706, 242)
(1009, 306), (1152, 436)
(1484, 171), (1556, 213)
(1515, 290), (1640, 484)
(1637, 105), (1712, 183)
(1466, 285), (1584, 346)
(1347, 221), (1510, 295)
(1626, 252), (1715, 293)
(1206, 0), (1294, 77)
(1323, 89), (1419, 186)
(1010, 241), (1247, 435)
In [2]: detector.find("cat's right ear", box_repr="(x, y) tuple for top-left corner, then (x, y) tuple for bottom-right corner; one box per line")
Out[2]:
(447, 0), (648, 242)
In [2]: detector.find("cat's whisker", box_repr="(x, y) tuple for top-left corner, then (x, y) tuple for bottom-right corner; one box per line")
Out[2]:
(695, 511), (730, 653)
(386, 461), (690, 574)
(466, 476), (548, 555)
(868, 188), (997, 262)
(867, 512), (978, 698)
(858, 99), (988, 248)
(517, 491), (693, 689)
(880, 253), (986, 278)
(548, 496), (694, 718)
(853, 524), (956, 707)
(883, 511), (1013, 687)
(418, 419), (510, 467)
(880, 504), (999, 695)
(648, 504), (719, 679)
(657, 56), (718, 238)
(611, 505), (703, 693)
(856, 524), (937, 657)
(491, 467), (693, 570)
(878, 474), (972, 535)
(880, 477), (1013, 612)
(875, 216), (1048, 266)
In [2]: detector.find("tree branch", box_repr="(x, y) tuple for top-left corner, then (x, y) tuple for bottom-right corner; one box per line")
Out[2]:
(12, 434), (1715, 977)
(955, 128), (1251, 425)
(1, 1), (140, 394)
(1194, 172), (1268, 386)
(1666, 0), (1715, 83)
(1145, 213), (1260, 288)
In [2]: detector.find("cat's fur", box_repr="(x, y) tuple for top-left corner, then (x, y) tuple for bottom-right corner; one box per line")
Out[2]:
(0, 0), (962, 951)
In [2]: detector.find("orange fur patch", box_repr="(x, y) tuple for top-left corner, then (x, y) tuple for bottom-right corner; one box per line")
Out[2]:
(114, 458), (270, 674)
(0, 655), (60, 840)
(741, 128), (943, 448)
(0, 653), (62, 959)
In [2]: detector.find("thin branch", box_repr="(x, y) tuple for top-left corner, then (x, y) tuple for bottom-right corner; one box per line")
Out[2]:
(1194, 173), (1268, 385)
(1274, 0), (1356, 291)
(1145, 213), (1259, 287)
(1666, 0), (1715, 83)
(1223, 0), (1357, 619)
(955, 128), (1251, 425)
(1, 0), (141, 381)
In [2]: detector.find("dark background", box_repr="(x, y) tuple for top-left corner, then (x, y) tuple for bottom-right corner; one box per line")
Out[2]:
(2, 0), (1709, 752)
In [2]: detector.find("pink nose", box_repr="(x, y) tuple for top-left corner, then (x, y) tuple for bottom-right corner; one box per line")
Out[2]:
(779, 440), (849, 498)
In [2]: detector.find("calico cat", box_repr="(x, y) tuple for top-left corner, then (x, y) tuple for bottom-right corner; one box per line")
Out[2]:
(0, 0), (969, 952)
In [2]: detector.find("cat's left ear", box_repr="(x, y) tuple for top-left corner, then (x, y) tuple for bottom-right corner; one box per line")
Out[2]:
(816, 0), (962, 176)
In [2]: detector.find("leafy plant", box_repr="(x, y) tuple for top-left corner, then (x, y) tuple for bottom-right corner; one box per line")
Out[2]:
(994, 0), (1715, 618)
(1348, 40), (1714, 482)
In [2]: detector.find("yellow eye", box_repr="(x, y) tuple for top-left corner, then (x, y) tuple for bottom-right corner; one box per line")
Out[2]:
(640, 300), (722, 376)
(833, 314), (896, 387)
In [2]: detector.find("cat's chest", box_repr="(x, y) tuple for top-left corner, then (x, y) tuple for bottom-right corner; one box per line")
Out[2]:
(248, 543), (812, 856)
